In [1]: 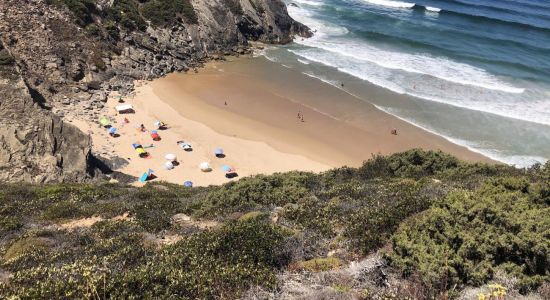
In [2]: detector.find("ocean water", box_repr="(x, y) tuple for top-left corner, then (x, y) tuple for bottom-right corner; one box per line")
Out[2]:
(266, 0), (550, 167)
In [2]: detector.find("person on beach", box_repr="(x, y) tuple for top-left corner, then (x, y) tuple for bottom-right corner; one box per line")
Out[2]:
(224, 101), (228, 106)
(124, 118), (130, 124)
(140, 124), (146, 132)
(391, 128), (398, 135)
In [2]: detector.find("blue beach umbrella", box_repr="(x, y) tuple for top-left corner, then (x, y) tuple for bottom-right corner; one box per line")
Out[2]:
(221, 165), (232, 173)
(214, 148), (224, 156)
(108, 127), (117, 135)
(183, 181), (193, 187)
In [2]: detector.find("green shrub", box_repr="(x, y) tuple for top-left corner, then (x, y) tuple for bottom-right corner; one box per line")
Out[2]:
(389, 177), (550, 295)
(293, 257), (342, 272)
(141, 0), (198, 26)
(42, 200), (84, 221)
(54, 0), (97, 26)
(359, 149), (460, 179)
(0, 216), (23, 233)
(4, 237), (52, 262)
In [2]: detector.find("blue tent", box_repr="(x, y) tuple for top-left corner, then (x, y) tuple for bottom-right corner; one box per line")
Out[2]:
(139, 173), (148, 183)
(183, 181), (193, 187)
(139, 169), (154, 183)
(132, 143), (142, 149)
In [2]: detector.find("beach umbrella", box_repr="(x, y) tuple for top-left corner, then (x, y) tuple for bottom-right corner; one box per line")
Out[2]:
(154, 121), (161, 129)
(183, 181), (193, 187)
(108, 127), (117, 135)
(151, 130), (161, 141)
(164, 161), (174, 170)
(132, 143), (142, 149)
(221, 165), (233, 173)
(200, 162), (212, 172)
(165, 154), (177, 162)
(180, 143), (192, 151)
(214, 148), (224, 157)
(99, 117), (111, 127)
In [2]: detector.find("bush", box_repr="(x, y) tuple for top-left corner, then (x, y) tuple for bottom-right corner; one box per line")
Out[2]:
(140, 0), (198, 26)
(4, 237), (52, 262)
(359, 149), (460, 179)
(388, 177), (550, 295)
(292, 257), (342, 272)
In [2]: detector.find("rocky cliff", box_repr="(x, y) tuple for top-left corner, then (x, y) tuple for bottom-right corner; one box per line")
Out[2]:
(0, 0), (310, 183)
(0, 42), (93, 183)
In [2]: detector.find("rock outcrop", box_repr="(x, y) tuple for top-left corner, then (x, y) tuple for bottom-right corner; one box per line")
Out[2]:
(0, 0), (310, 183)
(0, 42), (93, 183)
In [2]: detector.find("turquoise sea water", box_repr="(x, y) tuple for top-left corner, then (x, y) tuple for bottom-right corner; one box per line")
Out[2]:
(268, 0), (550, 166)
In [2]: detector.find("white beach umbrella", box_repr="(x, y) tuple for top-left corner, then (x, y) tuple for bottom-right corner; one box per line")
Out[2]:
(199, 162), (212, 172)
(165, 153), (177, 162)
(164, 161), (174, 170)
(180, 143), (192, 151)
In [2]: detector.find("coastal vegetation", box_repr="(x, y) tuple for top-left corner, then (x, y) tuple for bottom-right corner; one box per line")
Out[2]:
(0, 150), (547, 298)
(48, 0), (252, 34)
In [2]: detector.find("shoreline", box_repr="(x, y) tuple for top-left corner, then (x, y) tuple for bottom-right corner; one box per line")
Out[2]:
(72, 56), (494, 186)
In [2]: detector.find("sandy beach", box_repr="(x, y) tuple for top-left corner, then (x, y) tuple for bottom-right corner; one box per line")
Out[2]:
(73, 56), (492, 186)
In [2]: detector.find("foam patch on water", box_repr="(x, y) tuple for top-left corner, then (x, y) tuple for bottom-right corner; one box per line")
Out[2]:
(360, 0), (415, 9)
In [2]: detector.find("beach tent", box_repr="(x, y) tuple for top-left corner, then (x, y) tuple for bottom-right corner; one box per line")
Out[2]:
(180, 143), (192, 151)
(99, 117), (111, 127)
(115, 104), (134, 114)
(151, 130), (161, 141)
(132, 143), (142, 149)
(214, 148), (224, 157)
(183, 181), (193, 187)
(139, 169), (155, 183)
(108, 127), (117, 136)
(200, 162), (212, 172)
(165, 154), (177, 162)
(164, 161), (174, 170)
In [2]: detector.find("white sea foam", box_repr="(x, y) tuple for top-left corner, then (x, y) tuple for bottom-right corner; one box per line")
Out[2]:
(294, 39), (525, 94)
(297, 59), (311, 65)
(291, 47), (550, 125)
(292, 0), (324, 6)
(361, 0), (415, 9)
(426, 6), (441, 12)
(375, 106), (548, 167)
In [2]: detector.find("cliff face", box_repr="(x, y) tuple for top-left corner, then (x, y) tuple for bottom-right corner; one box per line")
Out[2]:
(0, 0), (309, 183)
(0, 42), (92, 183)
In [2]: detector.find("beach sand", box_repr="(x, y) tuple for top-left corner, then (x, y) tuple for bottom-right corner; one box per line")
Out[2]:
(73, 56), (492, 186)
